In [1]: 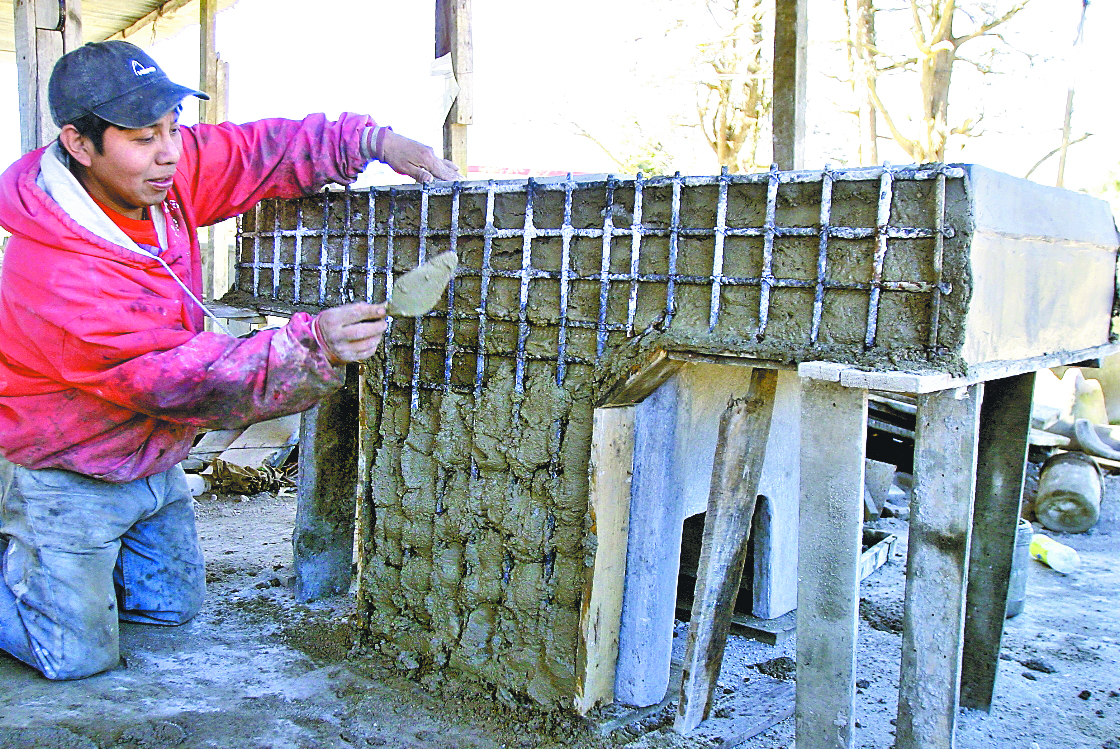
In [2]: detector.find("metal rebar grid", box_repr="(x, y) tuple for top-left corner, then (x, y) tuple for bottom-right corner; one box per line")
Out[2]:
(234, 164), (963, 406)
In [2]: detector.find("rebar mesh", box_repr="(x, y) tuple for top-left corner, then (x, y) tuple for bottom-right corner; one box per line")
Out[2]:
(232, 165), (966, 403)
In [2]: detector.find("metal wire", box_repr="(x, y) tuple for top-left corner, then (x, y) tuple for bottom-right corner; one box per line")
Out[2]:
(235, 165), (963, 409)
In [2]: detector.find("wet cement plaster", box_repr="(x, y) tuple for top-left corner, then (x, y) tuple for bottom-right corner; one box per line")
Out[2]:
(360, 360), (594, 707)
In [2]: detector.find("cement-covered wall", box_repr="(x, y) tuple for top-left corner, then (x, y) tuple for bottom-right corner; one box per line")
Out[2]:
(360, 363), (593, 705)
(227, 165), (1118, 708)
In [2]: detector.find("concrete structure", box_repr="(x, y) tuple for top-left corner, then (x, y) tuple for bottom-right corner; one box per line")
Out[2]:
(614, 364), (800, 708)
(227, 164), (1120, 747)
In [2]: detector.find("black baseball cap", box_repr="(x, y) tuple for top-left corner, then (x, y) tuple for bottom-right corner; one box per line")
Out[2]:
(48, 41), (209, 129)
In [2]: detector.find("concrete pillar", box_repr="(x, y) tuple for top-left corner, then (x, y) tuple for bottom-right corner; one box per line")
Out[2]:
(897, 384), (983, 749)
(294, 365), (359, 601)
(961, 373), (1034, 710)
(795, 378), (867, 749)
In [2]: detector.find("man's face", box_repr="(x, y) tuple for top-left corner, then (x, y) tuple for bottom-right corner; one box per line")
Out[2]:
(75, 109), (182, 219)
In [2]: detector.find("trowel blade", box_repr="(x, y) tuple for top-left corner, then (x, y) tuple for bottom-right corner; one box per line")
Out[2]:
(385, 251), (458, 317)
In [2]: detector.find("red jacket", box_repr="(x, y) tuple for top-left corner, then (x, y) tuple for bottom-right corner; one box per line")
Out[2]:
(0, 113), (374, 482)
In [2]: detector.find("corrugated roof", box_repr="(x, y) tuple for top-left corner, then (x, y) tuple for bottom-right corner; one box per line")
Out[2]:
(0, 0), (240, 58)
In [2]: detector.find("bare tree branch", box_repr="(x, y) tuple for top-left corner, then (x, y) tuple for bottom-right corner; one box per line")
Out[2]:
(954, 0), (1030, 45)
(1024, 132), (1093, 179)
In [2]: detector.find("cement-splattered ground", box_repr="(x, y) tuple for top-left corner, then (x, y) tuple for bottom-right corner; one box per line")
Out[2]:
(2, 467), (1118, 748)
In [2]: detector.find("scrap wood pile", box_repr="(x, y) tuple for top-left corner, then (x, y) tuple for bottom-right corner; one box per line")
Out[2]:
(181, 413), (301, 496)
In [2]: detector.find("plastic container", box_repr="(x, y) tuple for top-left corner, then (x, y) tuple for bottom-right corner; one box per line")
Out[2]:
(1035, 451), (1102, 533)
(1029, 533), (1081, 574)
(1005, 517), (1033, 618)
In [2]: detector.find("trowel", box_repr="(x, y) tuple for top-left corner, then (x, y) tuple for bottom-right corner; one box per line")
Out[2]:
(385, 250), (458, 317)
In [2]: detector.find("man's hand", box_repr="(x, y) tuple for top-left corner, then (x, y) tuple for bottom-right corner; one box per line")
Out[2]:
(380, 130), (461, 183)
(313, 303), (388, 366)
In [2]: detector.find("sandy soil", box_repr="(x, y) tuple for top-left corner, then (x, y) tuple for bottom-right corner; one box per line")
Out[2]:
(2, 464), (1118, 749)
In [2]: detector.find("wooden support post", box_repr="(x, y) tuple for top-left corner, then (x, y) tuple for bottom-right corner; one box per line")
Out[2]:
(897, 384), (984, 749)
(199, 0), (221, 303)
(575, 406), (636, 714)
(199, 0), (221, 124)
(15, 0), (82, 154)
(772, 0), (807, 170)
(674, 368), (777, 733)
(795, 379), (867, 749)
(960, 373), (1034, 710)
(435, 0), (472, 175)
(294, 365), (359, 601)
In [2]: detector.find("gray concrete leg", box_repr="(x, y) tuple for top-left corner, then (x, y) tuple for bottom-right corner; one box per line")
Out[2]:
(896, 384), (983, 749)
(294, 366), (359, 602)
(615, 378), (682, 706)
(961, 373), (1034, 710)
(796, 379), (867, 749)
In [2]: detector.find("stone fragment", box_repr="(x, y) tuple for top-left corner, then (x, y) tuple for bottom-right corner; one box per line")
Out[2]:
(1021, 658), (1057, 674)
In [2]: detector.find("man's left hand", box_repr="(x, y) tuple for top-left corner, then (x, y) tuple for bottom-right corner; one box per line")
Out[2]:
(381, 130), (461, 183)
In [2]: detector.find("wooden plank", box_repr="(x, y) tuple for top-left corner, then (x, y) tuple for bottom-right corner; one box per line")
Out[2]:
(14, 0), (39, 154)
(674, 368), (777, 734)
(857, 531), (897, 580)
(665, 351), (793, 371)
(436, 0), (471, 174)
(61, 0), (81, 52)
(216, 413), (300, 469)
(961, 373), (1034, 711)
(896, 384), (983, 749)
(199, 0), (219, 124)
(598, 349), (685, 407)
(353, 361), (377, 623)
(795, 379), (867, 749)
(206, 303), (266, 323)
(34, 26), (61, 145)
(799, 343), (1120, 395)
(199, 0), (219, 302)
(35, 0), (60, 28)
(575, 406), (636, 714)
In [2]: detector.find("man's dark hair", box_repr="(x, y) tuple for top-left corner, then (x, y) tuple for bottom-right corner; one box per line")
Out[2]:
(66, 113), (114, 154)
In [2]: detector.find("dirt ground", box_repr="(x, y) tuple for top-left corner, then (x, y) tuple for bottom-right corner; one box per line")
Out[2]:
(2, 459), (1119, 749)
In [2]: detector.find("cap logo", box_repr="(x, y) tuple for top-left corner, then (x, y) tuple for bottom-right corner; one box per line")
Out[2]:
(131, 59), (156, 77)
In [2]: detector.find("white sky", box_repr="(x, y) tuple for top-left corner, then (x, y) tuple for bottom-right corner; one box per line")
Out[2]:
(0, 0), (1115, 199)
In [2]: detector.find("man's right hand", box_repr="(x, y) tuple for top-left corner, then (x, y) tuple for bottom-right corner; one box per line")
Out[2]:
(313, 303), (388, 365)
(380, 130), (461, 183)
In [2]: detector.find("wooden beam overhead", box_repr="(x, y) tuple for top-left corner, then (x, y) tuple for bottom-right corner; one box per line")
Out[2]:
(0, 0), (242, 59)
(109, 0), (193, 43)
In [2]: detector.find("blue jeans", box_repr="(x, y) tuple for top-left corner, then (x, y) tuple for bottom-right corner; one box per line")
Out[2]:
(0, 457), (205, 680)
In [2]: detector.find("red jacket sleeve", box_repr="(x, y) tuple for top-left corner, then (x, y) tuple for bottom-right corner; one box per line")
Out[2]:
(65, 312), (344, 430)
(178, 113), (375, 227)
